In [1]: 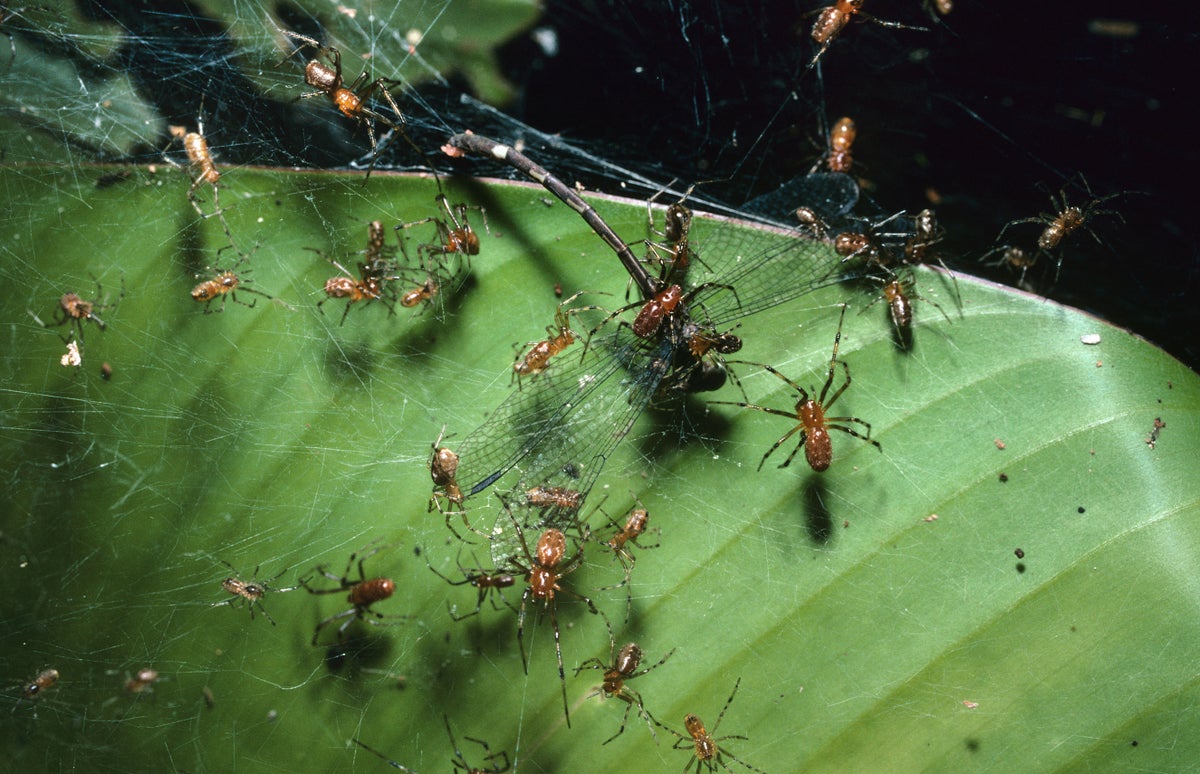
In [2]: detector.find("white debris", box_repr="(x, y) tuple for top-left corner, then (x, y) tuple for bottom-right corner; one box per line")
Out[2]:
(60, 340), (82, 367)
(1080, 333), (1102, 345)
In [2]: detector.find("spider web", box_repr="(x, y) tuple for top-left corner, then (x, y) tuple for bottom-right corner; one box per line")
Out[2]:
(0, 1), (1191, 772)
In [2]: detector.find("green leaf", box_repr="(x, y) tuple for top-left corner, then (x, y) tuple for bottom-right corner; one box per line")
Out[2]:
(2, 166), (1196, 772)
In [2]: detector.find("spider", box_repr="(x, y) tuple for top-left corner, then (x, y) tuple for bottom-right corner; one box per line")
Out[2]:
(354, 714), (511, 773)
(213, 561), (300, 626)
(664, 678), (765, 774)
(300, 545), (402, 646)
(806, 1), (927, 72)
(513, 291), (608, 385)
(980, 244), (1038, 287)
(164, 110), (230, 231)
(592, 499), (661, 620)
(311, 250), (398, 324)
(641, 186), (712, 291)
(48, 276), (121, 343)
(576, 641), (675, 744)
(997, 180), (1127, 279)
(809, 116), (857, 175)
(278, 28), (422, 180)
(425, 550), (517, 621)
(506, 509), (604, 726)
(123, 668), (160, 696)
(192, 249), (272, 312)
(862, 268), (951, 343)
(19, 668), (59, 702)
(407, 194), (488, 265)
(711, 305), (882, 472)
(900, 208), (960, 306)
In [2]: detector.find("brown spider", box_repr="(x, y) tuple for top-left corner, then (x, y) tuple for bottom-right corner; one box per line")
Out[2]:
(862, 268), (951, 342)
(711, 305), (882, 472)
(426, 550), (517, 621)
(311, 252), (396, 324)
(213, 561), (300, 626)
(506, 510), (604, 726)
(806, 1), (926, 72)
(407, 194), (488, 264)
(192, 248), (272, 312)
(576, 641), (675, 744)
(278, 28), (423, 179)
(300, 545), (402, 646)
(663, 678), (765, 774)
(591, 499), (661, 620)
(809, 116), (857, 175)
(47, 274), (121, 342)
(998, 181), (1127, 279)
(512, 291), (608, 385)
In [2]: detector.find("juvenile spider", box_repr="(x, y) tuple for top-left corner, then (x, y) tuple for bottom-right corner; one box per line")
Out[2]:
(192, 250), (272, 312)
(404, 194), (488, 265)
(164, 111), (233, 244)
(213, 561), (300, 626)
(810, 116), (857, 175)
(712, 305), (882, 472)
(576, 641), (675, 744)
(19, 668), (59, 703)
(47, 274), (122, 342)
(862, 269), (951, 341)
(998, 181), (1127, 279)
(592, 499), (661, 619)
(506, 511), (604, 726)
(278, 28), (422, 179)
(980, 244), (1037, 287)
(300, 545), (402, 646)
(311, 250), (397, 325)
(663, 678), (765, 774)
(425, 550), (517, 621)
(806, 1), (927, 72)
(513, 291), (606, 385)
(123, 668), (161, 696)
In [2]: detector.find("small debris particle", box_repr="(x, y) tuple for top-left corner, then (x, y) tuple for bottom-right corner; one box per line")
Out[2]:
(1016, 562), (1026, 573)
(1145, 417), (1166, 449)
(962, 700), (979, 709)
(843, 520), (850, 528)
(994, 438), (1006, 450)
(554, 282), (563, 297)
(60, 340), (82, 368)
(923, 514), (938, 523)
(998, 472), (1008, 483)
(1095, 361), (1103, 368)
(202, 686), (215, 708)
(100, 361), (113, 380)
(1014, 548), (1025, 559)
(266, 709), (279, 722)
(1131, 740), (1139, 747)
(1077, 506), (1086, 514)
(1081, 333), (1102, 345)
